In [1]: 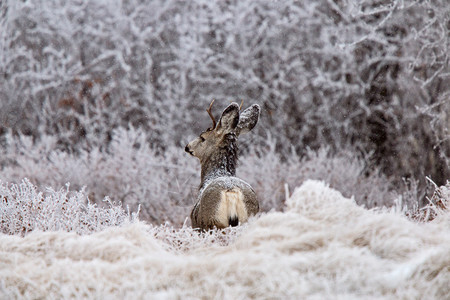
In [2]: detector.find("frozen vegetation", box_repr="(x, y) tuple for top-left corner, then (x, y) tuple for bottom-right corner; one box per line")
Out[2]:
(1, 181), (449, 298)
(0, 0), (449, 298)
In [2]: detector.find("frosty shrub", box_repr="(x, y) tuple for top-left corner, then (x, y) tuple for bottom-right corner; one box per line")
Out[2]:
(0, 178), (136, 236)
(407, 180), (450, 222)
(239, 140), (396, 212)
(1, 128), (402, 226)
(0, 0), (448, 191)
(0, 127), (198, 226)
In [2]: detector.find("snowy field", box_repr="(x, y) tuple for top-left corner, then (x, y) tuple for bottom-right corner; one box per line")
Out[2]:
(1, 180), (449, 299)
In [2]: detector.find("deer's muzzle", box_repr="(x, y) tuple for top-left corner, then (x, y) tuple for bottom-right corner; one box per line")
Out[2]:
(185, 145), (194, 156)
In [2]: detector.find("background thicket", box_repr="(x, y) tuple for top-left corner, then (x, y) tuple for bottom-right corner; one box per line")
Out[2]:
(0, 0), (448, 227)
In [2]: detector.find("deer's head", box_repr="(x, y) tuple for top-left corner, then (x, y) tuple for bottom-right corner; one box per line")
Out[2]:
(185, 100), (260, 162)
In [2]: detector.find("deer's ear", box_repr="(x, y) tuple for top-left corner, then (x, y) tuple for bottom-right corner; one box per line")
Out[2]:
(236, 104), (260, 136)
(216, 103), (240, 135)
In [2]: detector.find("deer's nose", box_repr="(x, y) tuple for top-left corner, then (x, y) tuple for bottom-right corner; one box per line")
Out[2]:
(185, 145), (194, 156)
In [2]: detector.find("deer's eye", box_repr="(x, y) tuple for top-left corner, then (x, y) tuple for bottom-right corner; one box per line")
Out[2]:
(200, 136), (205, 142)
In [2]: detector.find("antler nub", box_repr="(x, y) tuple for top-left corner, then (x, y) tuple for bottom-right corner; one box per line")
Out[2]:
(239, 100), (244, 110)
(206, 99), (216, 130)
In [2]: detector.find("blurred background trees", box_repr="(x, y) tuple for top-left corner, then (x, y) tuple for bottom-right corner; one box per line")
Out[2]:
(0, 0), (448, 225)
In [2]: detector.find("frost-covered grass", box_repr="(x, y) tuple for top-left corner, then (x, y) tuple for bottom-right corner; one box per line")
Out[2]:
(1, 181), (449, 299)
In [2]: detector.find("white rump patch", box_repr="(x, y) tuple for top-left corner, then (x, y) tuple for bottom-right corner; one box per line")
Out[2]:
(215, 188), (248, 227)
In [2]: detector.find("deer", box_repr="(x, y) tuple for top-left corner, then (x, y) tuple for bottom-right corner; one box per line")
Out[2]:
(185, 100), (260, 230)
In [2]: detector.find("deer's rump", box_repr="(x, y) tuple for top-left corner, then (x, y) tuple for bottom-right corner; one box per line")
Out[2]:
(191, 177), (259, 230)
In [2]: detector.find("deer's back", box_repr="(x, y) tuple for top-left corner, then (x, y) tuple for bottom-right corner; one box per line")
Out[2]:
(191, 177), (258, 230)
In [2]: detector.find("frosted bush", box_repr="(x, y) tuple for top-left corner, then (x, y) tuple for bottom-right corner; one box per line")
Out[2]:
(239, 139), (396, 212)
(298, 148), (395, 208)
(0, 178), (136, 236)
(0, 0), (448, 190)
(0, 128), (413, 226)
(407, 180), (450, 222)
(1, 128), (197, 226)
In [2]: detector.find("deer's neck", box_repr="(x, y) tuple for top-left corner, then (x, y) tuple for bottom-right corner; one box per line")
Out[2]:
(200, 134), (238, 189)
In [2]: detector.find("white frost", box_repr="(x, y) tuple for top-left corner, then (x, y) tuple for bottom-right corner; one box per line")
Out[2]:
(1, 180), (449, 299)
